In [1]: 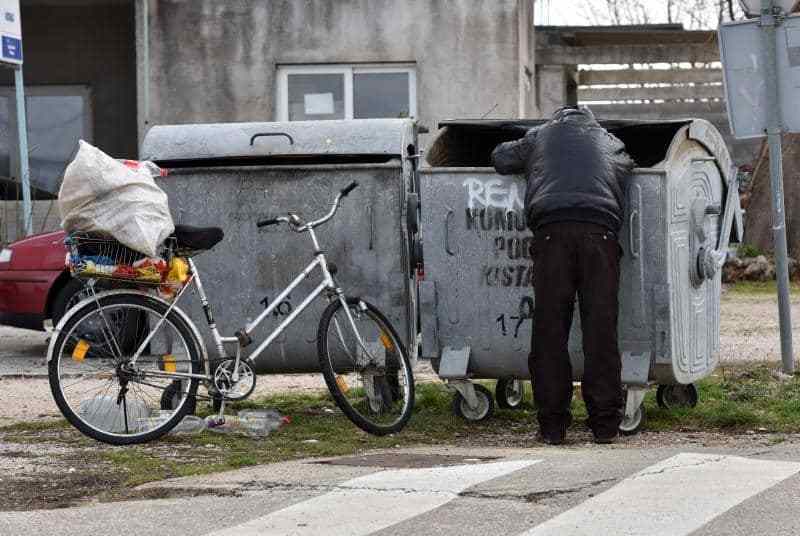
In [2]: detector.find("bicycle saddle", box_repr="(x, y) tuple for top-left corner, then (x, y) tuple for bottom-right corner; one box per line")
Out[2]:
(172, 225), (224, 252)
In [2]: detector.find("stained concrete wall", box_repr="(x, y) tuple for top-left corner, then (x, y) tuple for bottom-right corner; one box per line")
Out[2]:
(1, 1), (138, 160)
(137, 0), (536, 148)
(0, 200), (60, 245)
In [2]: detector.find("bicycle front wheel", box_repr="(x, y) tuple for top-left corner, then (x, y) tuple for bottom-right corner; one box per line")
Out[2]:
(318, 297), (414, 435)
(48, 292), (202, 445)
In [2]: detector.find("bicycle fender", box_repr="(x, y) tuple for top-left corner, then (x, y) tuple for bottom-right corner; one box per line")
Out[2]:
(46, 289), (209, 366)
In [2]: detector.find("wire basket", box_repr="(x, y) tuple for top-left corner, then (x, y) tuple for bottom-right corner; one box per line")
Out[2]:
(66, 233), (177, 286)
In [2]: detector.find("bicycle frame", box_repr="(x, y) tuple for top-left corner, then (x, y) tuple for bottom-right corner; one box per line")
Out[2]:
(128, 213), (372, 385)
(195, 231), (338, 365)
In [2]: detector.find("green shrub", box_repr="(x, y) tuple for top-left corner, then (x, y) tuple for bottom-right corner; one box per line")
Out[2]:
(737, 243), (764, 258)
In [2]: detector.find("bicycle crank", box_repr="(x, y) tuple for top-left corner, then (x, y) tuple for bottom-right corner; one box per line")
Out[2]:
(213, 358), (257, 401)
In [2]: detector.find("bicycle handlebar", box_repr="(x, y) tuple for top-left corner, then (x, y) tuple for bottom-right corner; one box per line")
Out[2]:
(256, 182), (359, 230)
(256, 217), (283, 228)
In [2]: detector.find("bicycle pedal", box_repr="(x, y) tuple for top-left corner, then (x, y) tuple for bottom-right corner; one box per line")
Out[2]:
(235, 330), (253, 347)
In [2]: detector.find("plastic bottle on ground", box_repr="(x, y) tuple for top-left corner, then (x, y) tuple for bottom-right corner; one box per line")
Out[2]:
(134, 409), (173, 433)
(170, 415), (207, 434)
(205, 409), (288, 437)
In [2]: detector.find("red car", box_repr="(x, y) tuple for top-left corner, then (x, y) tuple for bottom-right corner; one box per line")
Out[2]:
(0, 230), (85, 330)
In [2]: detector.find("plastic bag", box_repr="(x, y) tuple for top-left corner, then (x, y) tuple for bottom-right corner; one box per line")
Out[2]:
(59, 140), (174, 257)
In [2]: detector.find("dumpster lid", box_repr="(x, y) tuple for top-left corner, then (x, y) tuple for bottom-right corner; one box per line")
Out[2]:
(428, 118), (742, 243)
(427, 118), (693, 169)
(141, 119), (415, 168)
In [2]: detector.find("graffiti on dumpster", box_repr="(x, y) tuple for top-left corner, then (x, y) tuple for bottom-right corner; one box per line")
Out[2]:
(466, 208), (528, 232)
(483, 265), (534, 287)
(463, 177), (534, 288)
(259, 295), (294, 317)
(496, 296), (535, 337)
(464, 178), (525, 212)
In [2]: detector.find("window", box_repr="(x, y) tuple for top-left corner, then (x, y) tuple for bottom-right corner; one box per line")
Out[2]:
(277, 65), (416, 121)
(0, 85), (92, 194)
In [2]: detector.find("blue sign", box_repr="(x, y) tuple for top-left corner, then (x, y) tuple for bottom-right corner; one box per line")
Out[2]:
(1, 35), (20, 62)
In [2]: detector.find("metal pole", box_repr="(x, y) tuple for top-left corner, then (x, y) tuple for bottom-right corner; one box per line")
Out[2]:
(761, 0), (795, 374)
(13, 65), (32, 237)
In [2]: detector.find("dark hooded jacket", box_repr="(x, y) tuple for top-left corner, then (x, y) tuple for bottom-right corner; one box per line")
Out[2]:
(490, 108), (635, 232)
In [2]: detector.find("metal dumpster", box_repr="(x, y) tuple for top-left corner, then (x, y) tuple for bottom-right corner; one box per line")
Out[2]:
(418, 118), (743, 432)
(140, 119), (421, 373)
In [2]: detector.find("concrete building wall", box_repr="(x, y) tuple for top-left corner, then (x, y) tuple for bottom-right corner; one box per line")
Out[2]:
(2, 1), (138, 160)
(0, 200), (60, 245)
(138, 0), (535, 148)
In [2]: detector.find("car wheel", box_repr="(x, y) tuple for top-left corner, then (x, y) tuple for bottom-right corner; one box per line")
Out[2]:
(51, 278), (146, 356)
(51, 278), (94, 327)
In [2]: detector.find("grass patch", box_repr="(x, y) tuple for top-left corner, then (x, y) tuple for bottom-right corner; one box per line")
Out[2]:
(737, 243), (765, 258)
(645, 363), (800, 433)
(83, 383), (541, 487)
(0, 418), (94, 446)
(6, 364), (800, 493)
(724, 280), (800, 296)
(0, 418), (70, 434)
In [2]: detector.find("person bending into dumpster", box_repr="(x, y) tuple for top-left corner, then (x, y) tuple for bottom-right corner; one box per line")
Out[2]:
(490, 105), (635, 445)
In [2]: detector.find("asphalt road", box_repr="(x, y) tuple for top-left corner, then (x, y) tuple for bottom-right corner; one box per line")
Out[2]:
(3, 443), (800, 536)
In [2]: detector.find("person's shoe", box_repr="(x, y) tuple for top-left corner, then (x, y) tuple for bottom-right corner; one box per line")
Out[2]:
(537, 429), (566, 445)
(537, 414), (572, 445)
(592, 430), (619, 444)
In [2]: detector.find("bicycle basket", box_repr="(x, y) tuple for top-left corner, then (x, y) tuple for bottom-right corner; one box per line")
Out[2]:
(66, 233), (177, 287)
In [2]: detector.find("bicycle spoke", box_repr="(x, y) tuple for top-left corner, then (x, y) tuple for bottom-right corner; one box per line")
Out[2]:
(60, 375), (116, 393)
(94, 304), (125, 360)
(321, 300), (413, 434)
(51, 295), (200, 443)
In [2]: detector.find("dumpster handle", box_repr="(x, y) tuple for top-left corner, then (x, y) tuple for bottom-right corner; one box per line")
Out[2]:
(445, 210), (454, 256)
(368, 207), (374, 250)
(250, 132), (295, 146)
(629, 209), (640, 259)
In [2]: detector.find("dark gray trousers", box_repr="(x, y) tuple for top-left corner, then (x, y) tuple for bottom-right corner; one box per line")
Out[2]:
(529, 221), (623, 436)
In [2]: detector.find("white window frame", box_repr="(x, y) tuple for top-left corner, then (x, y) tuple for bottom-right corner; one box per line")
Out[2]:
(276, 64), (417, 122)
(0, 85), (93, 180)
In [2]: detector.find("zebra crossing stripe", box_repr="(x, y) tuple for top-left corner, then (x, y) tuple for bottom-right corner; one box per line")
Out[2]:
(207, 459), (539, 536)
(521, 453), (800, 536)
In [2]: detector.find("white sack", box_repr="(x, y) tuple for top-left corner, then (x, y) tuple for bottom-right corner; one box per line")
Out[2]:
(59, 140), (174, 257)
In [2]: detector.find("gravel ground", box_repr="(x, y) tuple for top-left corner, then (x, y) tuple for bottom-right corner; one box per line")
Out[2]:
(718, 288), (800, 362)
(1, 291), (800, 511)
(0, 287), (797, 425)
(0, 368), (440, 425)
(0, 328), (439, 424)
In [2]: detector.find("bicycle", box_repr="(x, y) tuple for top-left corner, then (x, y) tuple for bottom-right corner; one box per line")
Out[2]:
(47, 181), (415, 445)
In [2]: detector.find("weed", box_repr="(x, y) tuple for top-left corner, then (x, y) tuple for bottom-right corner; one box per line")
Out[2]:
(737, 243), (764, 258)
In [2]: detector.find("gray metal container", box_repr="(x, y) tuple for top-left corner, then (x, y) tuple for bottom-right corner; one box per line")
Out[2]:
(141, 119), (420, 373)
(418, 119), (743, 424)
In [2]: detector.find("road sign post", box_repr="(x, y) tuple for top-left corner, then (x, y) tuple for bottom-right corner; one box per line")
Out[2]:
(720, 1), (798, 374)
(0, 0), (30, 237)
(13, 64), (30, 237)
(761, 0), (795, 375)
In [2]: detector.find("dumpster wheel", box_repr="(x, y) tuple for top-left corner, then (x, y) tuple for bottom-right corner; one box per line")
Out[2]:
(656, 384), (698, 409)
(160, 380), (197, 415)
(619, 404), (646, 436)
(495, 378), (525, 410)
(453, 384), (494, 422)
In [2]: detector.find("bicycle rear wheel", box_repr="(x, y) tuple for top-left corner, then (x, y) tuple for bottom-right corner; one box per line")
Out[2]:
(318, 297), (414, 435)
(48, 292), (202, 445)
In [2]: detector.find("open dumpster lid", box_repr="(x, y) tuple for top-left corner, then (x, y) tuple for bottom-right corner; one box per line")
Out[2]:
(427, 118), (694, 169)
(427, 117), (742, 242)
(141, 118), (415, 168)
